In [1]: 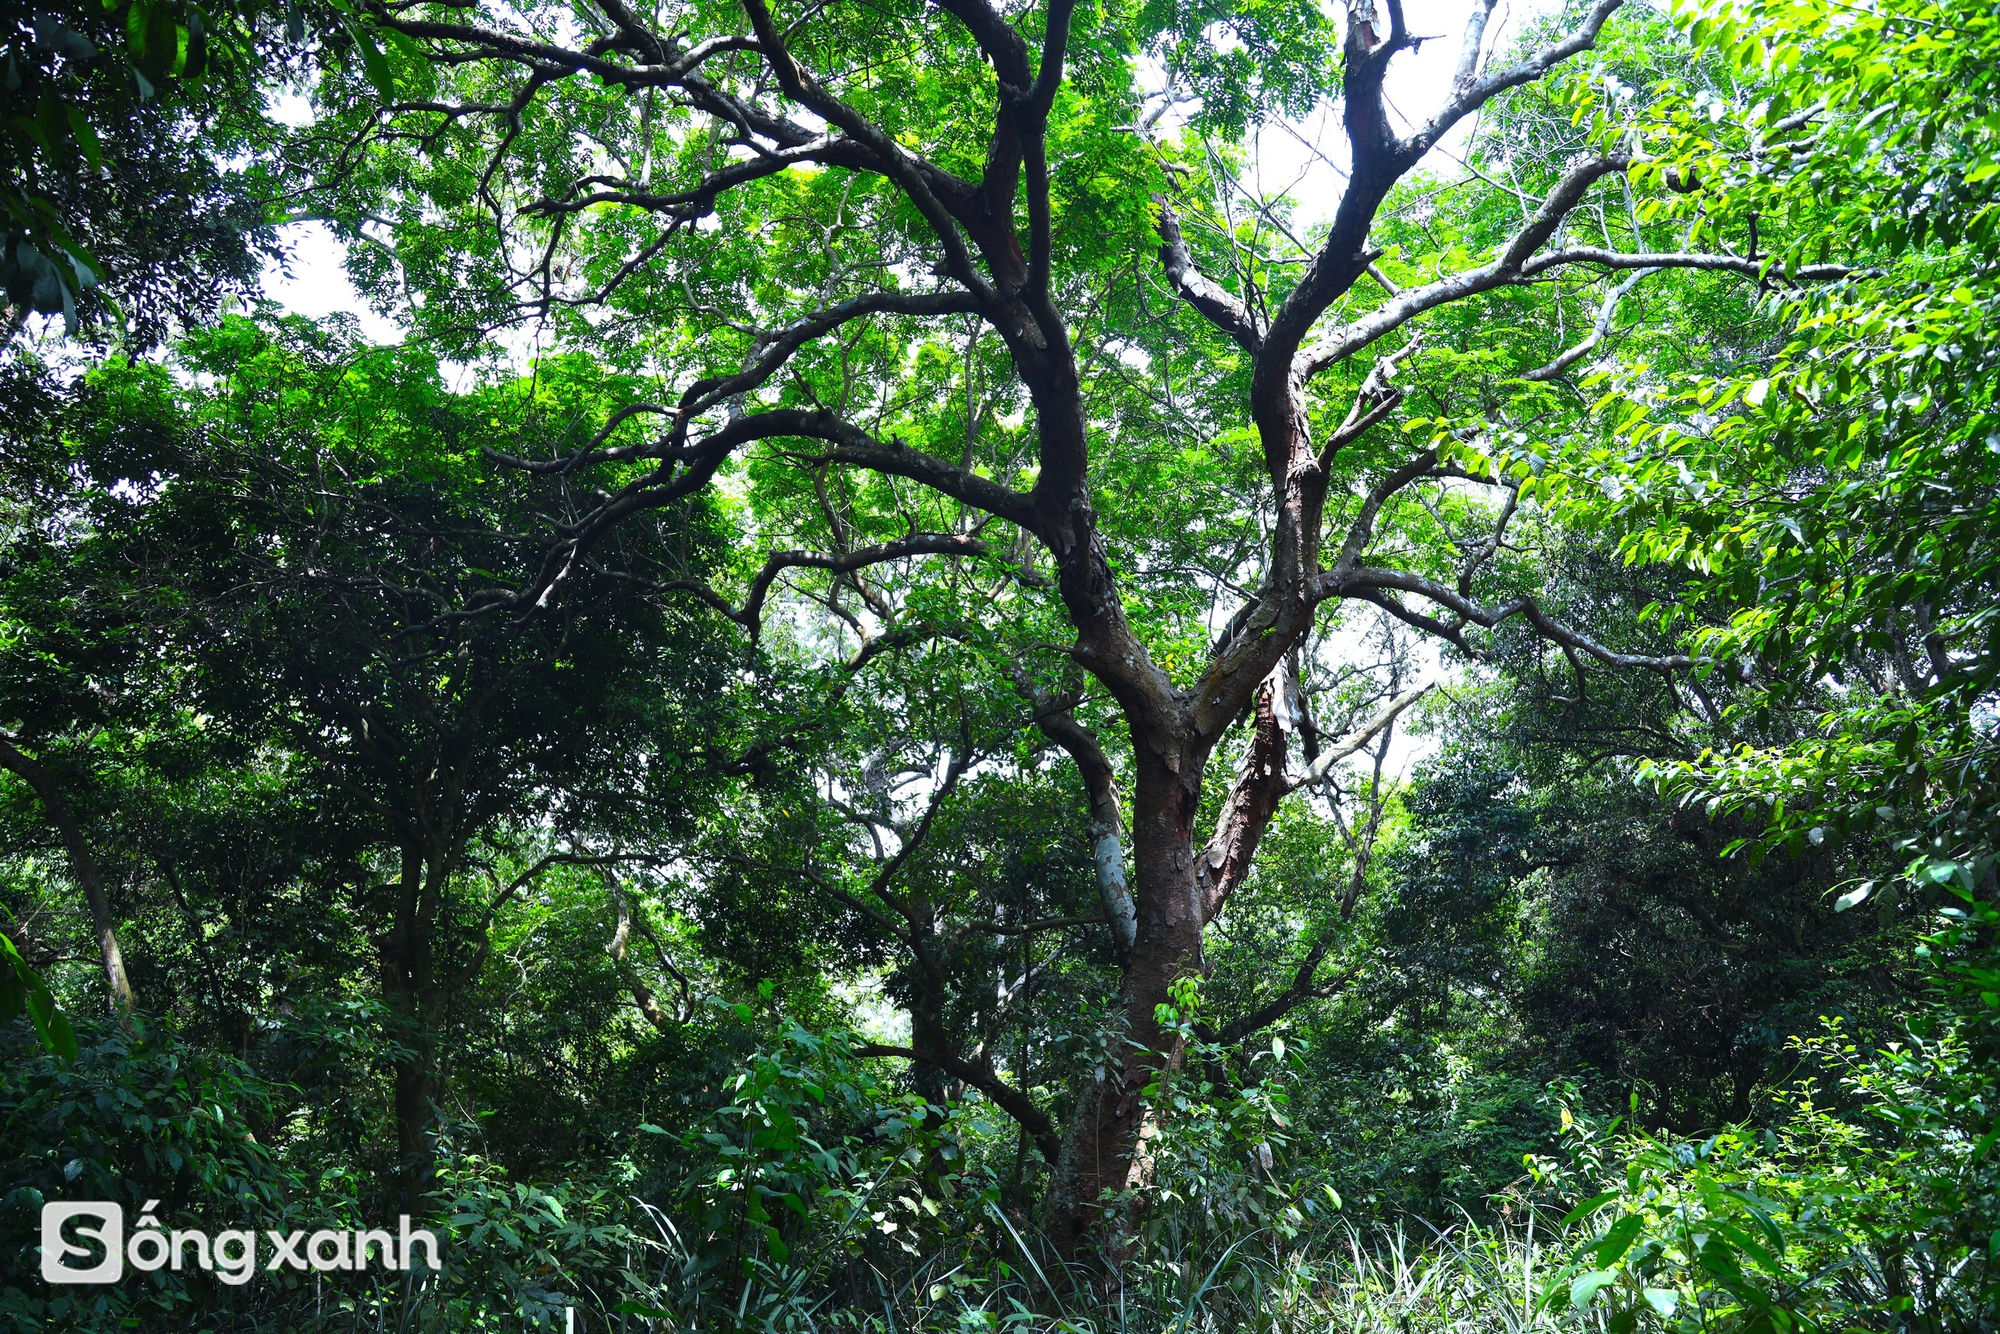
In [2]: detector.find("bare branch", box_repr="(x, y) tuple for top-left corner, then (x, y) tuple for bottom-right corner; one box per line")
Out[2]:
(1519, 247), (1851, 281)
(1321, 337), (1423, 471)
(958, 913), (1107, 938)
(1524, 267), (1652, 381)
(1302, 162), (1854, 379)
(1283, 683), (1431, 793)
(485, 403), (670, 474)
(1008, 666), (1137, 961)
(600, 533), (1019, 636)
(1405, 0), (1625, 161)
(488, 290), (979, 476)
(490, 406), (1043, 620)
(1300, 155), (1629, 377)
(1447, 0), (1499, 96)
(1456, 480), (1519, 595)
(929, 0), (1032, 86)
(737, 533), (1002, 631)
(1211, 953), (1362, 1046)
(806, 427), (1044, 534)
(1022, 0), (1079, 296)
(854, 1042), (1063, 1163)
(740, 0), (997, 306)
(1324, 565), (1693, 671)
(604, 872), (680, 1029)
(1331, 447), (1440, 572)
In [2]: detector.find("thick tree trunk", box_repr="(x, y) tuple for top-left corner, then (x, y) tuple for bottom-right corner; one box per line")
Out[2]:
(907, 967), (964, 1181)
(391, 1046), (437, 1209)
(1043, 743), (1206, 1258)
(909, 996), (955, 1110)
(1038, 665), (1306, 1260)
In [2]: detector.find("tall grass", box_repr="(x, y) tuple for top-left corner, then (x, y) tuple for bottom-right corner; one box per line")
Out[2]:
(576, 1204), (1606, 1334)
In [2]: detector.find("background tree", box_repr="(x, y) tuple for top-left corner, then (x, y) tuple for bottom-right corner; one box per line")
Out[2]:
(0, 1), (321, 345)
(3, 313), (742, 1207)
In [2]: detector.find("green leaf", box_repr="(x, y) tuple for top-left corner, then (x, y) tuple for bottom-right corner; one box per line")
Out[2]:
(1593, 1213), (1645, 1267)
(44, 1010), (79, 1064)
(349, 19), (397, 98)
(384, 28), (425, 63)
(1561, 1190), (1621, 1227)
(610, 1302), (672, 1318)
(1569, 1269), (1618, 1309)
(1725, 1189), (1787, 1258)
(183, 9), (208, 81)
(65, 107), (103, 170)
(139, 0), (179, 81)
(0, 932), (76, 1061)
(43, 226), (107, 283)
(0, 963), (23, 1022)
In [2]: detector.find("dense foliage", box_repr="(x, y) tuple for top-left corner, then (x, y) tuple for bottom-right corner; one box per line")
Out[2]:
(2, 0), (1994, 1330)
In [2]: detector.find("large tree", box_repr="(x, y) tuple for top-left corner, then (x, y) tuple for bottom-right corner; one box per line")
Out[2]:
(304, 0), (1852, 1252)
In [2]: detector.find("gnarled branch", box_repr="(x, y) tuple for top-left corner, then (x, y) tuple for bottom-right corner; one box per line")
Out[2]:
(1155, 197), (1264, 353)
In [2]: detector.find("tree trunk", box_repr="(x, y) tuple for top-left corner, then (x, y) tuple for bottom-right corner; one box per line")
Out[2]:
(391, 1044), (437, 1208)
(0, 735), (139, 1015)
(1038, 665), (1307, 1259)
(381, 843), (445, 1214)
(1043, 741), (1206, 1258)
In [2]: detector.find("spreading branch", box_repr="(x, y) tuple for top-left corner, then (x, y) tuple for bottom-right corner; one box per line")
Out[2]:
(855, 1041), (1063, 1164)
(1284, 683), (1431, 793)
(1155, 198), (1264, 353)
(1325, 565), (1692, 672)
(1010, 666), (1138, 961)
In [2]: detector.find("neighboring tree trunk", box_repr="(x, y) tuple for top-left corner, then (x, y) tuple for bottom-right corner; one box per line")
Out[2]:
(0, 734), (139, 1014)
(390, 1035), (438, 1212)
(605, 878), (673, 1030)
(604, 869), (693, 1028)
(381, 842), (448, 1216)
